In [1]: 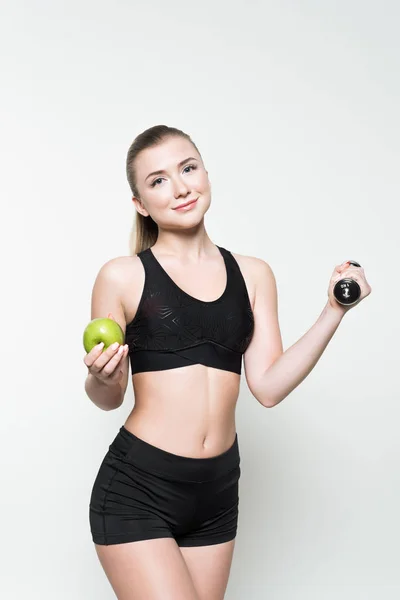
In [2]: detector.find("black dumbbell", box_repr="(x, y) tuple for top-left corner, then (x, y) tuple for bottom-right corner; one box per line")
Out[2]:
(333, 261), (362, 306)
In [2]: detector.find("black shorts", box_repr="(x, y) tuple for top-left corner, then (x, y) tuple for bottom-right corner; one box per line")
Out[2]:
(89, 425), (241, 547)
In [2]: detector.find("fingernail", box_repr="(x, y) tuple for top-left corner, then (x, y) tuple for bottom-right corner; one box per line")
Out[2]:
(111, 342), (119, 350)
(97, 342), (104, 349)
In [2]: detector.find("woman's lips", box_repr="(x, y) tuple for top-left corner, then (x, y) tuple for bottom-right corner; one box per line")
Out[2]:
(173, 198), (198, 211)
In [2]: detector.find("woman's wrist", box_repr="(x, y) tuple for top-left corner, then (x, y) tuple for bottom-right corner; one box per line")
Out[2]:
(85, 373), (123, 411)
(324, 300), (347, 321)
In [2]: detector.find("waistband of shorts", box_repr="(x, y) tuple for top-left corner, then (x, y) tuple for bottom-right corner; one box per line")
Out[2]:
(109, 425), (240, 482)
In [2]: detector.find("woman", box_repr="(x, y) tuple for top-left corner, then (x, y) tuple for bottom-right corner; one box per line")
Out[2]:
(84, 125), (371, 599)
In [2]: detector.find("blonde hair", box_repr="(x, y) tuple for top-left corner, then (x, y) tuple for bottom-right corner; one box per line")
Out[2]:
(126, 125), (202, 255)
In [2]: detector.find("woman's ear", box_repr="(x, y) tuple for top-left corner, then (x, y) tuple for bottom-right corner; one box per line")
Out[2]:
(132, 196), (149, 217)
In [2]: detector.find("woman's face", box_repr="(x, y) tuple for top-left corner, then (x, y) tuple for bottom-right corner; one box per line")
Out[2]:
(132, 136), (211, 229)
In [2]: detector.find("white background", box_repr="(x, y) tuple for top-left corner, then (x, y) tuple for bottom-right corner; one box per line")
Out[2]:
(1, 0), (398, 598)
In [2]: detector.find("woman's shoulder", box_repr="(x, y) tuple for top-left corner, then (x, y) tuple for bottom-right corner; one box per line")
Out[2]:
(229, 250), (272, 273)
(95, 254), (144, 284)
(229, 251), (275, 300)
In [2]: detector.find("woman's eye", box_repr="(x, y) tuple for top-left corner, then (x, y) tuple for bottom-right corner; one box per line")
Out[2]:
(150, 164), (197, 187)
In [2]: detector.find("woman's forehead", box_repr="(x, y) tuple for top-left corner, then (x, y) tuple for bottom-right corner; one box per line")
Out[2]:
(137, 138), (199, 174)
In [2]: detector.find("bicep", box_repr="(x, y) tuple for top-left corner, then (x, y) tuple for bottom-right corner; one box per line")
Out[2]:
(243, 259), (283, 405)
(90, 259), (130, 398)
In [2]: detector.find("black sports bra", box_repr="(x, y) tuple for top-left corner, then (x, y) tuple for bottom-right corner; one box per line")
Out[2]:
(125, 245), (254, 375)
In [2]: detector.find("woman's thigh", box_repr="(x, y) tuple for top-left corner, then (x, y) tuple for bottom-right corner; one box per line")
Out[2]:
(94, 537), (200, 600)
(180, 539), (236, 600)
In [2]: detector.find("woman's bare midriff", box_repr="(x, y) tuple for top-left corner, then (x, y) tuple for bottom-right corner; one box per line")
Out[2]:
(124, 365), (241, 458)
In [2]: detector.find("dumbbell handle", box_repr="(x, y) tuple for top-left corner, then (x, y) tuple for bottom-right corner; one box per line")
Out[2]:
(333, 260), (362, 306)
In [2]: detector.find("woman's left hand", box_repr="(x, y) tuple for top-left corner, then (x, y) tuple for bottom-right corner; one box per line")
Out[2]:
(327, 261), (372, 315)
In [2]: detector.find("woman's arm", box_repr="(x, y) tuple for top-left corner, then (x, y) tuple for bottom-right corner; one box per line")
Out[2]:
(85, 373), (125, 411)
(84, 259), (130, 411)
(257, 301), (344, 407)
(244, 258), (371, 408)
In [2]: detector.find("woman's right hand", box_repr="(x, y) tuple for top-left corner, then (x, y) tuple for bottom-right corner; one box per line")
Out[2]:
(84, 341), (129, 385)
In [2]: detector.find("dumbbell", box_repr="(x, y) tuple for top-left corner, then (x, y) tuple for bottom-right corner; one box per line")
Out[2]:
(333, 261), (362, 306)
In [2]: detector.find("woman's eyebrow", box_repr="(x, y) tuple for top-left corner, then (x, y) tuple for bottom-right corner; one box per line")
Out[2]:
(145, 157), (198, 181)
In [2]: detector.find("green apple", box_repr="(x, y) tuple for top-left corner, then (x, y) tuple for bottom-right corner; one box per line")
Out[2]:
(83, 317), (124, 353)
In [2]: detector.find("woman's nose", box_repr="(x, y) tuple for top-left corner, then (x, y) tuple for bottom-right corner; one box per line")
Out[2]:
(173, 178), (190, 197)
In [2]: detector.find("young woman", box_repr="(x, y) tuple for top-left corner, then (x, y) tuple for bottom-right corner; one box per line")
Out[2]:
(84, 125), (371, 599)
